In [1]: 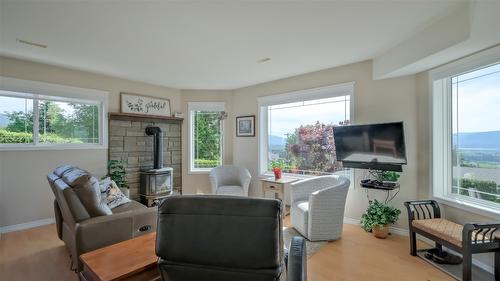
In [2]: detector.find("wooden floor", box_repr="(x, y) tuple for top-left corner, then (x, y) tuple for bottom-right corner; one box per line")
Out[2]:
(0, 220), (453, 281)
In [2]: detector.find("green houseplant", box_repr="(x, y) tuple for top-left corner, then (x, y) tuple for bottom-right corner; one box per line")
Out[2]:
(360, 200), (401, 239)
(372, 170), (400, 182)
(107, 160), (127, 188)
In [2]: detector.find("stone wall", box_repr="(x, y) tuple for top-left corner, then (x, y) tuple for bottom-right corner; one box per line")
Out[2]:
(108, 115), (182, 199)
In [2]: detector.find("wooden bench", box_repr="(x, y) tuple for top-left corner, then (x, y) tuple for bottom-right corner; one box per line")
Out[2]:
(404, 200), (500, 281)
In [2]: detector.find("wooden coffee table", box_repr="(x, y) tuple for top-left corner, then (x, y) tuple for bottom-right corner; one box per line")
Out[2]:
(80, 232), (159, 281)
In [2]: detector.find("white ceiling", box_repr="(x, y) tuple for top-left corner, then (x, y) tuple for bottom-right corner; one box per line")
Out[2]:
(0, 0), (463, 90)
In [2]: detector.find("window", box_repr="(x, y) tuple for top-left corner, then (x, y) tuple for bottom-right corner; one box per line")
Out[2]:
(0, 77), (108, 149)
(188, 102), (225, 173)
(258, 83), (353, 176)
(431, 46), (500, 215)
(0, 95), (33, 144)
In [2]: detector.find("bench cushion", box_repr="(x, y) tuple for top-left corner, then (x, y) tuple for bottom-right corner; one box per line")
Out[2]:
(412, 218), (463, 247)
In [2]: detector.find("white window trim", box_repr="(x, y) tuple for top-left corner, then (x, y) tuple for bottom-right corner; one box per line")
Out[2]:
(0, 76), (109, 151)
(187, 102), (225, 174)
(429, 45), (500, 218)
(257, 82), (355, 178)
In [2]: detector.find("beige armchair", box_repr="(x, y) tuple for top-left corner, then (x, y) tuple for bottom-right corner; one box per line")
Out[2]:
(47, 165), (157, 272)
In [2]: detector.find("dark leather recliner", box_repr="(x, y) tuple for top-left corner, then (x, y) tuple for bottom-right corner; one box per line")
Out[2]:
(155, 196), (307, 281)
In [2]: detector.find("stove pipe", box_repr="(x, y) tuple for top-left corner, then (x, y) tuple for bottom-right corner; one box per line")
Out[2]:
(145, 126), (163, 169)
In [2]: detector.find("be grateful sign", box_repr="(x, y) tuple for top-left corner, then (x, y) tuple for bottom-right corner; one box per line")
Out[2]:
(120, 92), (171, 117)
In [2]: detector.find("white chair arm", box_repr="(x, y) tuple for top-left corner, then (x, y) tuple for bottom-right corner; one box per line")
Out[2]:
(239, 168), (252, 195)
(209, 171), (219, 194)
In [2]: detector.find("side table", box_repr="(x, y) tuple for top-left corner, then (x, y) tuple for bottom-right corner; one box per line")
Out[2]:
(260, 177), (298, 215)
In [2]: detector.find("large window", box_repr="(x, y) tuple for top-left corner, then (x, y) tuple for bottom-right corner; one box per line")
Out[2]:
(259, 83), (353, 176)
(451, 63), (500, 204)
(431, 46), (500, 215)
(188, 102), (225, 173)
(0, 77), (108, 149)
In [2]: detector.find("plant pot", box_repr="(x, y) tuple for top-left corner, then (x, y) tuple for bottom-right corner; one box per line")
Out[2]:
(373, 224), (389, 239)
(273, 168), (282, 180)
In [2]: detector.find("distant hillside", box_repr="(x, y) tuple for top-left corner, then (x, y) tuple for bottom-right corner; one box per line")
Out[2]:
(454, 131), (500, 150)
(0, 114), (9, 128)
(269, 135), (286, 150)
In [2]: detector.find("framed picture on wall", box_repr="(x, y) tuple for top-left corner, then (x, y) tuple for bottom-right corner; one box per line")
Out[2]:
(120, 92), (171, 117)
(236, 115), (255, 137)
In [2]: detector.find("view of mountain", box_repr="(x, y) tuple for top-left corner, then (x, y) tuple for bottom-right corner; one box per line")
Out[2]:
(454, 131), (500, 150)
(269, 135), (286, 150)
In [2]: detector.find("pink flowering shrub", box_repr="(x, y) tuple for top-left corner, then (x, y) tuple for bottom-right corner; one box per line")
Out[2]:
(285, 121), (345, 174)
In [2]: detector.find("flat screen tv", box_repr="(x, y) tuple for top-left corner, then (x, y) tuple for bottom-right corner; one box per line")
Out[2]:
(333, 122), (407, 171)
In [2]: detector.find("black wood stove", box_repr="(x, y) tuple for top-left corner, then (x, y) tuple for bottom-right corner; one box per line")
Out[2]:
(140, 126), (173, 207)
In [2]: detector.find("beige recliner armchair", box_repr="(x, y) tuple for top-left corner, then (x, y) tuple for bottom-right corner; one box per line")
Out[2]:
(47, 165), (157, 272)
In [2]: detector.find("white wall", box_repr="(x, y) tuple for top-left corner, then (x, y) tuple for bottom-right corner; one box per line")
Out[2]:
(0, 56), (182, 227)
(232, 60), (418, 228)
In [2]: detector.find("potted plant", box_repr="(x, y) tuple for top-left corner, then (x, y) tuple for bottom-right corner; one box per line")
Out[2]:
(373, 170), (400, 184)
(108, 160), (127, 188)
(360, 200), (401, 239)
(270, 160), (284, 180)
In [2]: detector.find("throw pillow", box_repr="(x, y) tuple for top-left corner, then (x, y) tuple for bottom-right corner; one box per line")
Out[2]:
(100, 178), (131, 209)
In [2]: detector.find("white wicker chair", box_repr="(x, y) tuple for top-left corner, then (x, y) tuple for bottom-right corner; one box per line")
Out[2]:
(209, 165), (252, 196)
(290, 175), (350, 241)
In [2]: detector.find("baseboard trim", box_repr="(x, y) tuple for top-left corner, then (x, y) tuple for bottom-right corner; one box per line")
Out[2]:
(343, 216), (495, 275)
(0, 218), (55, 234)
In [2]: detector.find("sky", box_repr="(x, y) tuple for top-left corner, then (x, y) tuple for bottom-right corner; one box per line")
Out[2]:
(0, 91), (33, 113)
(452, 62), (500, 133)
(0, 91), (76, 117)
(269, 96), (350, 138)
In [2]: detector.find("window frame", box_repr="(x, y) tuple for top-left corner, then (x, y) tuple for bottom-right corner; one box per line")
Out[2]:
(187, 102), (225, 174)
(0, 76), (109, 150)
(257, 82), (355, 178)
(429, 45), (500, 218)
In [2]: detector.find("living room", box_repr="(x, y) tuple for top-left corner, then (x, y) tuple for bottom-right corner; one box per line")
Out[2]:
(1, 1), (500, 281)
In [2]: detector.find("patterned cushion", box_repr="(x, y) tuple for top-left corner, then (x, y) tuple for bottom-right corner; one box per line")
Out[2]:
(412, 218), (463, 247)
(100, 178), (131, 209)
(413, 218), (500, 248)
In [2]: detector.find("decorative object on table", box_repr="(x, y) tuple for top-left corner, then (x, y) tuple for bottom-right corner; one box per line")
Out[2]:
(236, 115), (255, 137)
(270, 159), (284, 180)
(290, 175), (350, 241)
(360, 199), (401, 239)
(99, 177), (131, 209)
(120, 92), (171, 117)
(107, 160), (127, 188)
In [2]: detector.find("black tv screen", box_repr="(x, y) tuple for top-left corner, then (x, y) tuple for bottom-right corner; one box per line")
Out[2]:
(333, 122), (407, 171)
